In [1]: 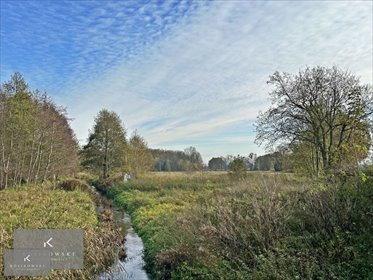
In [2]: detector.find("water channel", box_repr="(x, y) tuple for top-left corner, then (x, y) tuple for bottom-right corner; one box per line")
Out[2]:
(97, 201), (150, 279)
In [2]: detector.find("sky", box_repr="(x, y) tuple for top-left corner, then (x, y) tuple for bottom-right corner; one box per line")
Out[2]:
(1, 0), (372, 162)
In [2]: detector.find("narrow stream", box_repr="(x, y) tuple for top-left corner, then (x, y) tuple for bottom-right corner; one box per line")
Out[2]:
(91, 185), (150, 280)
(97, 205), (150, 280)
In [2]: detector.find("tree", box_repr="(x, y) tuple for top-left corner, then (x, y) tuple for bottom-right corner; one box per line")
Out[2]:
(256, 66), (372, 176)
(246, 153), (257, 170)
(223, 155), (234, 167)
(184, 146), (203, 170)
(163, 159), (171, 172)
(229, 156), (247, 176)
(0, 73), (79, 188)
(81, 109), (127, 178)
(255, 154), (274, 171)
(208, 157), (227, 171)
(128, 132), (153, 175)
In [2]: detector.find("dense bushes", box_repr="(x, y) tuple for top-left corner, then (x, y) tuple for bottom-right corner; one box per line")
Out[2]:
(108, 172), (373, 279)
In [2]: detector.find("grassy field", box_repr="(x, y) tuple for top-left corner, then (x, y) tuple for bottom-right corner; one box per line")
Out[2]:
(108, 171), (373, 279)
(0, 182), (121, 279)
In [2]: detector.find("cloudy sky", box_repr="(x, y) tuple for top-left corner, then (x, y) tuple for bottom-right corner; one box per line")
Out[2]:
(1, 0), (372, 161)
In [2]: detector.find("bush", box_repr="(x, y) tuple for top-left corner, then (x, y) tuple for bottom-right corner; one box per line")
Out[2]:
(76, 172), (99, 185)
(58, 178), (91, 192)
(229, 157), (246, 176)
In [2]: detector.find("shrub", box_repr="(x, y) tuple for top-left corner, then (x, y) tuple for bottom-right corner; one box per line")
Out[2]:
(229, 156), (246, 177)
(57, 178), (91, 192)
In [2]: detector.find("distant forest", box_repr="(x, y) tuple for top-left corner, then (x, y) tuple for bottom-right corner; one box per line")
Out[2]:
(151, 147), (203, 172)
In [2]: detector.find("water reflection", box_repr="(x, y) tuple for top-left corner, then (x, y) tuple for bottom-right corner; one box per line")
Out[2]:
(99, 211), (150, 280)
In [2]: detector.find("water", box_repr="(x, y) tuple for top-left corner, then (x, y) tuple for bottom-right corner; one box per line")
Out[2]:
(98, 210), (150, 280)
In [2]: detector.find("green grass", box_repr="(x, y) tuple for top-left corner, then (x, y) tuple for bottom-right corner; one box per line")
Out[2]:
(0, 182), (120, 279)
(108, 172), (373, 279)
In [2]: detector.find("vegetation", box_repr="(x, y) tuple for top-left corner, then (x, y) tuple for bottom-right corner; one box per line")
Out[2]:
(254, 150), (289, 172)
(0, 74), (122, 279)
(80, 109), (127, 178)
(256, 66), (372, 176)
(229, 156), (247, 175)
(208, 157), (227, 171)
(0, 181), (122, 279)
(107, 172), (373, 279)
(80, 110), (158, 178)
(0, 73), (79, 189)
(1, 66), (372, 280)
(151, 147), (204, 172)
(128, 132), (154, 175)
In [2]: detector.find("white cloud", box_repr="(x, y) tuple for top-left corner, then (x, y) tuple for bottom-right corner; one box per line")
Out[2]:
(2, 1), (372, 160)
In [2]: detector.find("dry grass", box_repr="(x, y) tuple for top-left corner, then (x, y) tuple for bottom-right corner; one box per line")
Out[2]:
(108, 171), (373, 279)
(0, 182), (122, 279)
(108, 172), (309, 278)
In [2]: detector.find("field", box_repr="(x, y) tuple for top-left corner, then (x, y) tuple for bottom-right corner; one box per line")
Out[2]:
(0, 182), (121, 279)
(108, 171), (373, 279)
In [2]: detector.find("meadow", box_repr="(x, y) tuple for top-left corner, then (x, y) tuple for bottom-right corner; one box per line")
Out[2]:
(0, 181), (121, 279)
(108, 171), (373, 280)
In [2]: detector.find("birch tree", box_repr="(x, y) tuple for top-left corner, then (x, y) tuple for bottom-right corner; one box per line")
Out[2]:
(0, 73), (79, 188)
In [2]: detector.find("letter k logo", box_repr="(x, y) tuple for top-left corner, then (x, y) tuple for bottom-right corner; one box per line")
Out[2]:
(43, 237), (53, 248)
(24, 255), (31, 262)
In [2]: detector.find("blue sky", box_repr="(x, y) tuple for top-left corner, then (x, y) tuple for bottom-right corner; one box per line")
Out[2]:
(1, 0), (372, 162)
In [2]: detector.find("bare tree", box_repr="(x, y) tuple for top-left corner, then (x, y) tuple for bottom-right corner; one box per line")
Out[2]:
(256, 66), (372, 175)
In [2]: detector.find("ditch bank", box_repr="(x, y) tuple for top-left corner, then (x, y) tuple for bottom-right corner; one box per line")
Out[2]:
(93, 183), (150, 280)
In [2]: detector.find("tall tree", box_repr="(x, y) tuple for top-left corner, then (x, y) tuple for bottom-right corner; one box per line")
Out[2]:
(81, 109), (127, 178)
(128, 132), (153, 175)
(256, 66), (372, 175)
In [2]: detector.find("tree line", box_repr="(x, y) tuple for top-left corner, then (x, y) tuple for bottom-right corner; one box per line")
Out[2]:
(2, 66), (371, 186)
(80, 111), (204, 177)
(151, 147), (203, 172)
(0, 71), (204, 186)
(0, 73), (79, 189)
